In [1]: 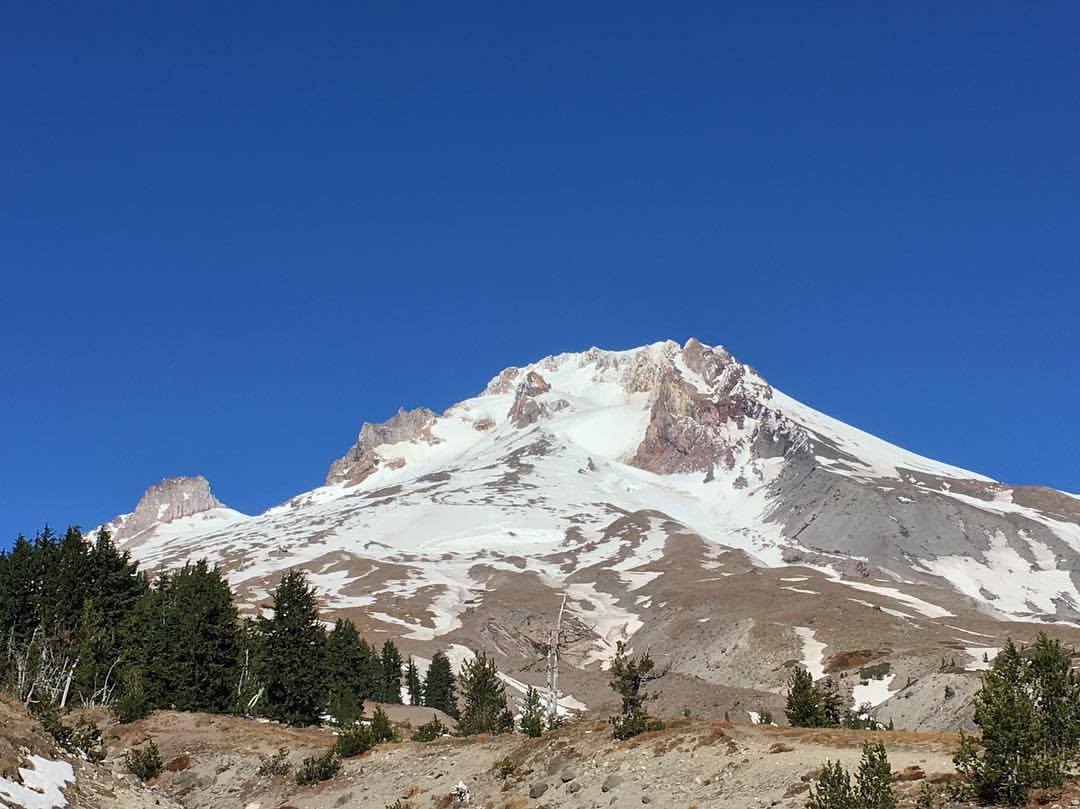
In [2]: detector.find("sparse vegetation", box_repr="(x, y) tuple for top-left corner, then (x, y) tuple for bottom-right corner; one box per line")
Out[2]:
(124, 739), (163, 782)
(334, 723), (376, 757)
(370, 704), (397, 742)
(411, 714), (449, 742)
(294, 749), (341, 786)
(256, 746), (291, 777)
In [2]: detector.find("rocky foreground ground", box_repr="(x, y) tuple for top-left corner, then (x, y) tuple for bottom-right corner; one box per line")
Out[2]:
(89, 710), (976, 809)
(11, 695), (1080, 809)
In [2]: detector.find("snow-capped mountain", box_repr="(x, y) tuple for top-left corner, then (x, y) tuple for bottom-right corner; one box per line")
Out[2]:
(103, 339), (1080, 725)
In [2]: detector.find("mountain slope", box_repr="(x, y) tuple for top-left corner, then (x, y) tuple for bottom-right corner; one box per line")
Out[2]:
(103, 339), (1080, 726)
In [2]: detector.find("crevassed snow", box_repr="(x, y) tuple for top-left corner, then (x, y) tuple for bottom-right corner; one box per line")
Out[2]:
(794, 626), (827, 681)
(0, 756), (74, 809)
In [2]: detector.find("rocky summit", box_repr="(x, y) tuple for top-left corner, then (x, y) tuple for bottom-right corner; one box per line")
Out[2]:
(102, 339), (1080, 729)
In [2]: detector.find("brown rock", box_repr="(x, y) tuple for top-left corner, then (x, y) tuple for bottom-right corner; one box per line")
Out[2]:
(768, 742), (795, 754)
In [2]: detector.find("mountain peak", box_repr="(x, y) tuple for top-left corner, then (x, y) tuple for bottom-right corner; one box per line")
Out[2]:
(113, 475), (226, 542)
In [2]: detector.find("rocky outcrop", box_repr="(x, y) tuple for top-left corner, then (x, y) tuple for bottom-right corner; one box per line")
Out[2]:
(507, 371), (552, 427)
(326, 407), (438, 485)
(114, 476), (224, 542)
(629, 342), (802, 475)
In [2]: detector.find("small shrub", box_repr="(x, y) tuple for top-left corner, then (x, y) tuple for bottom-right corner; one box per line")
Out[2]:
(294, 750), (341, 786)
(114, 668), (151, 724)
(334, 724), (376, 758)
(71, 717), (106, 763)
(914, 782), (941, 809)
(411, 715), (449, 742)
(370, 705), (397, 743)
(757, 708), (773, 725)
(124, 740), (163, 782)
(256, 747), (291, 777)
(493, 755), (517, 780)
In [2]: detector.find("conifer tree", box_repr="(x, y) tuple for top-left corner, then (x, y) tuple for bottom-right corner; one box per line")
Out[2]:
(519, 685), (545, 737)
(807, 760), (855, 809)
(608, 641), (662, 740)
(379, 640), (403, 703)
(785, 665), (825, 727)
(1027, 631), (1080, 759)
(855, 741), (896, 809)
(954, 638), (1047, 804)
(258, 570), (328, 726)
(423, 651), (458, 719)
(326, 618), (370, 722)
(458, 651), (513, 735)
(405, 658), (423, 706)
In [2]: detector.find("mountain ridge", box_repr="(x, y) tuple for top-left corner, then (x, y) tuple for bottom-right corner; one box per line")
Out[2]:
(97, 338), (1080, 727)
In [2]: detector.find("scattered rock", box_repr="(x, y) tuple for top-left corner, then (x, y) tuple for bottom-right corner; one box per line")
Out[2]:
(529, 782), (549, 799)
(602, 774), (624, 793)
(767, 743), (794, 754)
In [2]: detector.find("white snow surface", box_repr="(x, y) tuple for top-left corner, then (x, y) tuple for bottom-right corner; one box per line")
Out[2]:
(794, 626), (827, 681)
(0, 756), (74, 809)
(852, 674), (897, 709)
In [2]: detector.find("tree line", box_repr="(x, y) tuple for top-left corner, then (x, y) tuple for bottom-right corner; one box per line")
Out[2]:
(0, 525), (535, 735)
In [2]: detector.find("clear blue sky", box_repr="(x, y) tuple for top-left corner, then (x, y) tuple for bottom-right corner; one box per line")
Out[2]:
(2, 3), (1078, 545)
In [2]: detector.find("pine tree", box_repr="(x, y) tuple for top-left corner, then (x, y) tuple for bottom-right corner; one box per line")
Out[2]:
(258, 570), (328, 726)
(379, 640), (403, 703)
(608, 641), (662, 740)
(326, 619), (371, 722)
(519, 685), (544, 737)
(855, 741), (896, 809)
(807, 760), (855, 809)
(954, 639), (1047, 804)
(458, 651), (513, 735)
(165, 560), (241, 712)
(405, 658), (423, 706)
(423, 651), (458, 719)
(1027, 631), (1080, 760)
(122, 560), (240, 714)
(785, 665), (825, 727)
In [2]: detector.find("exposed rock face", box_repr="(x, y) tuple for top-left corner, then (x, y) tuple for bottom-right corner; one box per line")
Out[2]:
(326, 407), (438, 485)
(629, 342), (803, 475)
(114, 476), (223, 542)
(507, 371), (552, 427)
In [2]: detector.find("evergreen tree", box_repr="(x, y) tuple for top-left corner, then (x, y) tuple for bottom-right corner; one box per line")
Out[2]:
(855, 741), (896, 809)
(954, 639), (1048, 804)
(807, 760), (855, 809)
(1027, 631), (1080, 760)
(326, 618), (371, 722)
(608, 641), (662, 740)
(405, 657), (423, 706)
(423, 651), (458, 719)
(379, 640), (403, 703)
(123, 561), (240, 713)
(519, 685), (545, 738)
(785, 665), (825, 727)
(258, 570), (328, 726)
(458, 651), (513, 736)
